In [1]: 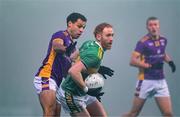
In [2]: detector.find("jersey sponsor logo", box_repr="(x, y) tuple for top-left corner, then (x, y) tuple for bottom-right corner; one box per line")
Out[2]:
(148, 54), (165, 58)
(148, 42), (154, 46)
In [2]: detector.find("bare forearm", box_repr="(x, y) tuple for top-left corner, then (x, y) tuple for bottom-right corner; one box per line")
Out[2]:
(164, 53), (172, 63)
(69, 70), (86, 90)
(130, 58), (151, 69)
(68, 61), (87, 90)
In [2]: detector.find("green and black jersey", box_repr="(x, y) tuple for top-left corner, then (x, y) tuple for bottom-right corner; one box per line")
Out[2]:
(61, 40), (104, 96)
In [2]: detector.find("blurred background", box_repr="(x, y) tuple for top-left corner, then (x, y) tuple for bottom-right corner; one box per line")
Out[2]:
(0, 0), (179, 116)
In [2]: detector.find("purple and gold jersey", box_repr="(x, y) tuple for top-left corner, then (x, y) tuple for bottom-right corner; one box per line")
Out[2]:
(35, 30), (74, 86)
(134, 34), (167, 80)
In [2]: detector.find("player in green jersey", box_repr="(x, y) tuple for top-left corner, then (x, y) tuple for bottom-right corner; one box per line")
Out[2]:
(56, 23), (114, 116)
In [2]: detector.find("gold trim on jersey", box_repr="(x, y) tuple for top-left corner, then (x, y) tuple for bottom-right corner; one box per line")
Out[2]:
(42, 84), (49, 88)
(53, 38), (64, 45)
(98, 47), (103, 60)
(140, 35), (150, 43)
(138, 55), (145, 80)
(38, 48), (56, 78)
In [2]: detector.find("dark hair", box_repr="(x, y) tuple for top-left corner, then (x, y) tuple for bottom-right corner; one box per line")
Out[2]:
(66, 12), (87, 25)
(146, 16), (158, 25)
(94, 23), (112, 38)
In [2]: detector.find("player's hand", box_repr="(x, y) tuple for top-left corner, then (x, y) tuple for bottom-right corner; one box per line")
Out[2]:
(87, 87), (102, 96)
(87, 88), (104, 102)
(95, 92), (104, 102)
(98, 66), (114, 79)
(66, 41), (77, 56)
(151, 62), (164, 69)
(168, 61), (176, 73)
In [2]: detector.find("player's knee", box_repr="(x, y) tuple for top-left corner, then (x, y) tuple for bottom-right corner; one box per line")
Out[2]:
(43, 105), (56, 115)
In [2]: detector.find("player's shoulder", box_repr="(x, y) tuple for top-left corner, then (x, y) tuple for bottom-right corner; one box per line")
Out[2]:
(83, 40), (95, 45)
(80, 40), (101, 55)
(52, 30), (67, 39)
(159, 35), (167, 40)
(139, 35), (151, 43)
(81, 40), (98, 48)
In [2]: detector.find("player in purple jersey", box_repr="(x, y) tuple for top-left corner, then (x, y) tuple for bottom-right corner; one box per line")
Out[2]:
(123, 17), (176, 117)
(33, 12), (87, 117)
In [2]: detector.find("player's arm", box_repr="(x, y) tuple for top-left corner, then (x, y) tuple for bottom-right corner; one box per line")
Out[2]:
(68, 60), (88, 92)
(130, 51), (151, 69)
(164, 53), (172, 63)
(164, 53), (176, 73)
(52, 38), (66, 53)
(70, 49), (80, 62)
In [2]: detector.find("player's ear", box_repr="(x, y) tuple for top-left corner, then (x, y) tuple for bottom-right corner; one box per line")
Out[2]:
(96, 33), (101, 42)
(67, 21), (73, 28)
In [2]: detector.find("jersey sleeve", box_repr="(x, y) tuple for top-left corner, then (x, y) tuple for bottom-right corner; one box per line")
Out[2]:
(51, 31), (65, 42)
(134, 41), (145, 54)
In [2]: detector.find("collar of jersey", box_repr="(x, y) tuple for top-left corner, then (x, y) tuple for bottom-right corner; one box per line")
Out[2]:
(65, 30), (73, 41)
(147, 33), (161, 40)
(95, 41), (104, 52)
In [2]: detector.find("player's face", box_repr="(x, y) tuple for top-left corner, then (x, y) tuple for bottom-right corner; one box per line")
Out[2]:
(147, 20), (160, 37)
(68, 19), (86, 39)
(100, 27), (114, 50)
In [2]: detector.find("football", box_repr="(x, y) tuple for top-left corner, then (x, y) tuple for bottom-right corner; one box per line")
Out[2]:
(85, 73), (104, 89)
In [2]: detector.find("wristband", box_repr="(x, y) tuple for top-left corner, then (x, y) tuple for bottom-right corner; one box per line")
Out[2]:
(83, 86), (88, 93)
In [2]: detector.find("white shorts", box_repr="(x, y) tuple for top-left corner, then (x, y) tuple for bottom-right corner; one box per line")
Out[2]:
(33, 76), (58, 94)
(56, 86), (97, 114)
(135, 79), (170, 99)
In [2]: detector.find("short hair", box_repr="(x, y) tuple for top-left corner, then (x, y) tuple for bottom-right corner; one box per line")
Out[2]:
(94, 23), (113, 38)
(66, 12), (87, 25)
(146, 16), (159, 25)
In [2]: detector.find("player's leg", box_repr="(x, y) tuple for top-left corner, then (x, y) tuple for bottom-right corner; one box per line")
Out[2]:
(155, 97), (173, 117)
(123, 80), (150, 117)
(56, 86), (90, 117)
(154, 79), (173, 117)
(122, 96), (146, 117)
(55, 101), (61, 117)
(39, 90), (56, 116)
(34, 77), (58, 116)
(86, 100), (107, 117)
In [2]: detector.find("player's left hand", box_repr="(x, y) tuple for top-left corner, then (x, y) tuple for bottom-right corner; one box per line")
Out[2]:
(98, 66), (114, 79)
(87, 88), (104, 102)
(95, 92), (104, 102)
(168, 61), (176, 73)
(66, 41), (77, 56)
